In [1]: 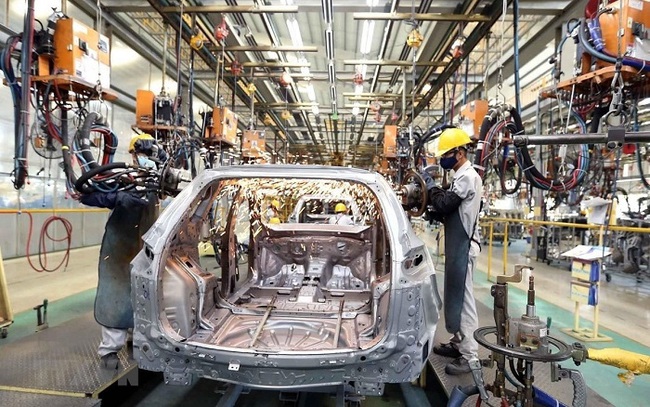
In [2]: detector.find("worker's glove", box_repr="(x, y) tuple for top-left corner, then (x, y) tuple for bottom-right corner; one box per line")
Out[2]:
(420, 171), (435, 190)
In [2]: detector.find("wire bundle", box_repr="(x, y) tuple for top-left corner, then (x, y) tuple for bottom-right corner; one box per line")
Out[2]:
(515, 109), (590, 192)
(0, 35), (28, 189)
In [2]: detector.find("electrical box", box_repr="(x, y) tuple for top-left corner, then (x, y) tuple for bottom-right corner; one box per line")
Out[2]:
(53, 18), (110, 87)
(242, 130), (265, 158)
(599, 0), (650, 64)
(206, 107), (238, 145)
(136, 90), (155, 127)
(383, 125), (397, 158)
(459, 100), (488, 139)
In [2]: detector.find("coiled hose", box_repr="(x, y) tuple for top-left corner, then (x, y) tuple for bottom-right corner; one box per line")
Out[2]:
(22, 212), (73, 273)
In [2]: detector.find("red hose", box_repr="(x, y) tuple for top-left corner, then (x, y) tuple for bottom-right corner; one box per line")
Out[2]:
(23, 212), (73, 272)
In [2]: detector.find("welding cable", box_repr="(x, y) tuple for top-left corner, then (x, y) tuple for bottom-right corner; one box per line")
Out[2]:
(1, 35), (29, 189)
(74, 162), (129, 194)
(23, 212), (73, 273)
(515, 108), (589, 191)
(578, 19), (650, 73)
(473, 109), (500, 178)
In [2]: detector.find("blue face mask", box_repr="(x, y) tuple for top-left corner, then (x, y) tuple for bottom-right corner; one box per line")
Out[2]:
(439, 155), (458, 170)
(137, 155), (157, 169)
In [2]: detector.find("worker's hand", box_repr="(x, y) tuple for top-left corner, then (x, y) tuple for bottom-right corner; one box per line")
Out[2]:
(420, 171), (435, 190)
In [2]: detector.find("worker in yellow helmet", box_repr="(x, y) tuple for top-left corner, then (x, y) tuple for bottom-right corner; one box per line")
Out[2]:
(329, 202), (354, 225)
(265, 198), (281, 223)
(424, 127), (483, 376)
(129, 133), (167, 169)
(269, 216), (281, 225)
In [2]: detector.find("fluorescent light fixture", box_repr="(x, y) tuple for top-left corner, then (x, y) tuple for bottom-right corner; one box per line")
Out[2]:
(360, 64), (368, 78)
(326, 29), (334, 60)
(286, 18), (303, 47)
(322, 0), (332, 24)
(355, 84), (363, 95)
(282, 0), (294, 4)
(352, 102), (360, 116)
(328, 61), (336, 83)
(312, 105), (320, 115)
(421, 83), (431, 94)
(307, 84), (316, 101)
(299, 57), (310, 76)
(360, 21), (375, 54)
(639, 97), (650, 107)
(366, 0), (379, 6)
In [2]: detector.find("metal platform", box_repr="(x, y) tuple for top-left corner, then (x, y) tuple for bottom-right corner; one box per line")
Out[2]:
(0, 312), (136, 399)
(428, 295), (613, 406)
(0, 390), (101, 406)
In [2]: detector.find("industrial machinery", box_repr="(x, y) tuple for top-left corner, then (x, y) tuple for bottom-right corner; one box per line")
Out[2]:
(449, 265), (589, 407)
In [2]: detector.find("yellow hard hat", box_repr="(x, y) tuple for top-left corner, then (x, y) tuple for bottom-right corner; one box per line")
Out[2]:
(271, 199), (280, 209)
(129, 133), (155, 153)
(335, 203), (347, 213)
(435, 128), (472, 157)
(269, 217), (281, 224)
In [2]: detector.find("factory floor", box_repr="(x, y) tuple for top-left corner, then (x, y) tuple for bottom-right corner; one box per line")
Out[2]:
(1, 231), (649, 406)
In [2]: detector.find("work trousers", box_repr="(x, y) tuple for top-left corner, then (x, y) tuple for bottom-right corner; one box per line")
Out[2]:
(448, 244), (479, 359)
(98, 326), (128, 357)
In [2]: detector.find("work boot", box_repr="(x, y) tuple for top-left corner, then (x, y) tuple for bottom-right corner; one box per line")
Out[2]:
(100, 352), (119, 370)
(445, 357), (472, 375)
(433, 342), (461, 358)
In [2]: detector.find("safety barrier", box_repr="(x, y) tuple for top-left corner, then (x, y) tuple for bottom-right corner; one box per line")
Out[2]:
(481, 216), (649, 342)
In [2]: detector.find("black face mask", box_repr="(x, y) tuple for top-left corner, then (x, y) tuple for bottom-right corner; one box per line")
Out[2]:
(440, 155), (458, 170)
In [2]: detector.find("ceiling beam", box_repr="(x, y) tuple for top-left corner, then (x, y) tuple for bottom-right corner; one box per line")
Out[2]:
(353, 12), (490, 22)
(240, 62), (311, 68)
(159, 5), (299, 14)
(344, 59), (447, 67)
(207, 45), (320, 52)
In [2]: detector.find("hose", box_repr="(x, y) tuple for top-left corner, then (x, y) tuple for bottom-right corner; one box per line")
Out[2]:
(74, 112), (102, 169)
(578, 18), (650, 73)
(74, 161), (129, 194)
(447, 385), (479, 407)
(23, 212), (73, 273)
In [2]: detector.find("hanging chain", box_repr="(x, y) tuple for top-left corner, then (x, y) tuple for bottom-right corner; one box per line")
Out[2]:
(95, 0), (103, 102)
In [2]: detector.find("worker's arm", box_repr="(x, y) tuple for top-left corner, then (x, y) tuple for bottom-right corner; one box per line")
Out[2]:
(428, 187), (462, 215)
(80, 191), (148, 209)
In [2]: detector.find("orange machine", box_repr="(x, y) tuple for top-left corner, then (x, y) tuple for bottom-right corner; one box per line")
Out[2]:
(459, 100), (489, 138)
(598, 0), (650, 64)
(205, 107), (238, 145)
(52, 18), (110, 87)
(242, 130), (265, 158)
(136, 90), (155, 127)
(383, 125), (397, 159)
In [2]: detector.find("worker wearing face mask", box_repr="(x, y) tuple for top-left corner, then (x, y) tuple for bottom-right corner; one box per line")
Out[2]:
(424, 128), (482, 375)
(80, 134), (165, 369)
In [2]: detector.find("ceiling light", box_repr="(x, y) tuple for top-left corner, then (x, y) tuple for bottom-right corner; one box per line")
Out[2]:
(322, 0), (332, 24)
(286, 18), (303, 47)
(328, 62), (336, 84)
(421, 83), (431, 94)
(282, 0), (294, 5)
(366, 0), (379, 6)
(307, 84), (316, 101)
(352, 102), (360, 116)
(354, 84), (363, 95)
(312, 105), (320, 115)
(360, 21), (375, 54)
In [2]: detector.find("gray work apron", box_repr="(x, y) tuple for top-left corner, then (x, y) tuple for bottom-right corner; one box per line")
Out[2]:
(94, 198), (157, 329)
(443, 210), (470, 334)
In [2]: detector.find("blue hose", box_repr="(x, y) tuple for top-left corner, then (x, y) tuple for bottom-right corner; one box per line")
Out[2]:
(447, 385), (478, 407)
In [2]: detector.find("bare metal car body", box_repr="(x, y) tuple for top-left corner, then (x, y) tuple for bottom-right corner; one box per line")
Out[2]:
(131, 165), (441, 395)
